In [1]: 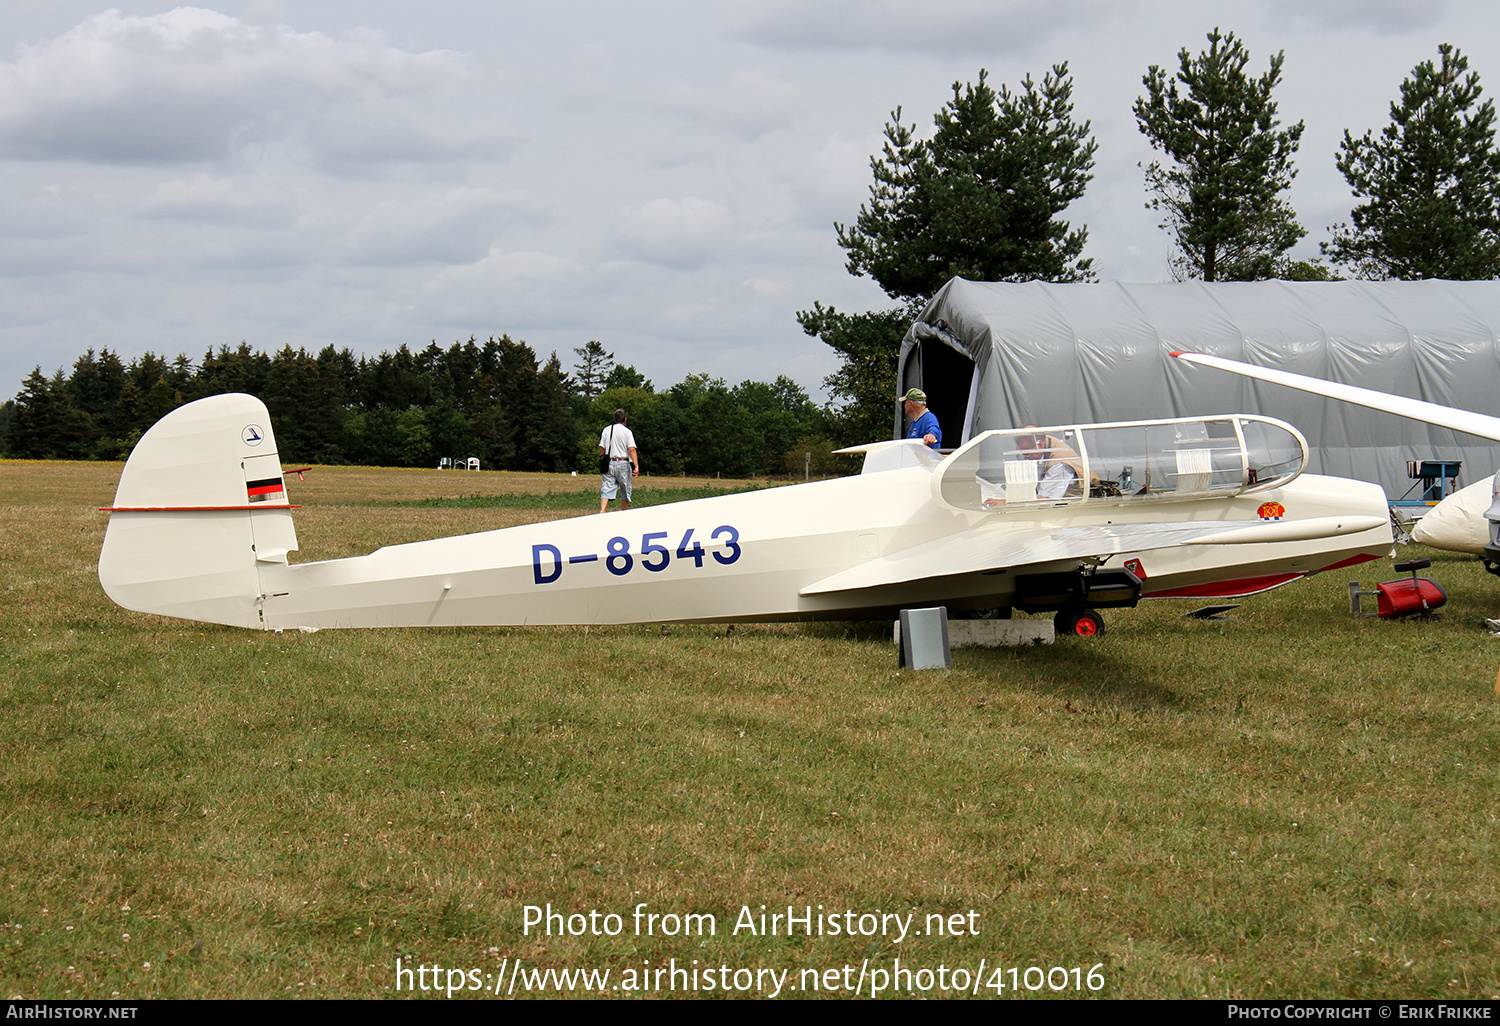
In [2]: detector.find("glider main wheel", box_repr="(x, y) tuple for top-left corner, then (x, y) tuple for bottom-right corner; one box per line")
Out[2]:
(1054, 608), (1104, 638)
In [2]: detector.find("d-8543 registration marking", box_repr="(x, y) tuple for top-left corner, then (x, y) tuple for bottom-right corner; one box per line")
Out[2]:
(532, 525), (742, 585)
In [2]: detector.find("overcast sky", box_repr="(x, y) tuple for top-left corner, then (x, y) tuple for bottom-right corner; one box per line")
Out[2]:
(1, 0), (1496, 404)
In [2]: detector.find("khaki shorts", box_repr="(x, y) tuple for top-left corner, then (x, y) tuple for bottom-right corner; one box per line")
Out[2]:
(601, 460), (632, 501)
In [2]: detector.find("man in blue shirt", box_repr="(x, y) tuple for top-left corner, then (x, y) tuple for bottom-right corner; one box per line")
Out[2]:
(898, 388), (942, 449)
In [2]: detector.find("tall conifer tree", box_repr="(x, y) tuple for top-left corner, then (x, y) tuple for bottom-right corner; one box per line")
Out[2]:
(572, 341), (615, 401)
(835, 65), (1097, 308)
(803, 66), (1095, 443)
(1324, 44), (1500, 280)
(1135, 29), (1306, 281)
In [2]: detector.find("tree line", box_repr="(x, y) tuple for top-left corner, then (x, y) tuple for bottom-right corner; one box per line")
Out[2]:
(0, 338), (841, 478)
(805, 34), (1500, 441)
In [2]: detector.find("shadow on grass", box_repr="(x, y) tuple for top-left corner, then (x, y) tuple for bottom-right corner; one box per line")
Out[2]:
(960, 641), (1192, 710)
(804, 617), (1191, 709)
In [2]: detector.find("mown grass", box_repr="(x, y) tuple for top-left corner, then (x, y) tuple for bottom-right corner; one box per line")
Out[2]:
(0, 459), (1496, 999)
(377, 484), (767, 511)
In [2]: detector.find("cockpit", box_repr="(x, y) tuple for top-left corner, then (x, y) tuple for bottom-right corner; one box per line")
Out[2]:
(932, 415), (1309, 513)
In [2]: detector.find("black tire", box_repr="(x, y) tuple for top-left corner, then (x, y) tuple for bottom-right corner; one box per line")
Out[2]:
(1055, 608), (1104, 638)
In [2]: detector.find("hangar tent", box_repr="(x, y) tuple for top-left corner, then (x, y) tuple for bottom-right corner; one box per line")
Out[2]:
(897, 278), (1500, 498)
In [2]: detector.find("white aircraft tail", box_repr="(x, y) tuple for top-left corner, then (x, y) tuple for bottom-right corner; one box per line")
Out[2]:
(98, 393), (297, 628)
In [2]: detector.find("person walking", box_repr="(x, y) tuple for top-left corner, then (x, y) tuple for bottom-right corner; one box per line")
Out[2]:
(598, 409), (639, 513)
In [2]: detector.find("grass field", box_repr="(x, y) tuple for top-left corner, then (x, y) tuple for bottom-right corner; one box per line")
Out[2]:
(1, 459), (1497, 1000)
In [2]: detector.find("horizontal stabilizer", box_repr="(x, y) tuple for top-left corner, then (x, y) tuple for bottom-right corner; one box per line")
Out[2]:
(834, 438), (944, 475)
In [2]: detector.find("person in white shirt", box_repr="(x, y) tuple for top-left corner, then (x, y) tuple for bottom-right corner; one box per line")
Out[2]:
(598, 409), (639, 513)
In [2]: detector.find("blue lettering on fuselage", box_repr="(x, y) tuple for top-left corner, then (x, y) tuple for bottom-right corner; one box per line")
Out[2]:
(532, 526), (742, 585)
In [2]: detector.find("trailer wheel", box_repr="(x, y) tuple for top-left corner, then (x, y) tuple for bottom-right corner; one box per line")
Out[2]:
(1055, 609), (1104, 638)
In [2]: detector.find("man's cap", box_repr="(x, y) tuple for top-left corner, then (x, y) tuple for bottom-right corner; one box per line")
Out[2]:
(897, 388), (927, 403)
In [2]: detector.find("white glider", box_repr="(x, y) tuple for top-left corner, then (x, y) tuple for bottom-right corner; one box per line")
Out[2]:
(1171, 350), (1500, 567)
(98, 394), (1393, 636)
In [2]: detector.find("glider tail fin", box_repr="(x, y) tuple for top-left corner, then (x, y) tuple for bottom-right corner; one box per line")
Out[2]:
(98, 393), (297, 629)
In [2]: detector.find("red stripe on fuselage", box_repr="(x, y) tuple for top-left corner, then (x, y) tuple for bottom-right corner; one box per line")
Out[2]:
(1148, 572), (1305, 599)
(101, 505), (300, 512)
(1317, 552), (1382, 573)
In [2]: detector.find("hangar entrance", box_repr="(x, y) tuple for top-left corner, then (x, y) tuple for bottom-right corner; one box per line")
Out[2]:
(897, 332), (976, 448)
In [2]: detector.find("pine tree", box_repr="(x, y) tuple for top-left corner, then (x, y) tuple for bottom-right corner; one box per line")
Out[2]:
(525, 353), (580, 472)
(1135, 28), (1306, 281)
(1324, 44), (1500, 280)
(195, 343), (270, 400)
(7, 368), (93, 459)
(805, 67), (1094, 444)
(835, 65), (1097, 308)
(572, 341), (614, 401)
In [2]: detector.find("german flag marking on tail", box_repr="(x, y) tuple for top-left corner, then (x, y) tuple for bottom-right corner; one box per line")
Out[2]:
(246, 477), (286, 503)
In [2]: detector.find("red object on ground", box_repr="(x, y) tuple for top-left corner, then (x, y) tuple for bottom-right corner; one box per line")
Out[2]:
(1374, 577), (1447, 618)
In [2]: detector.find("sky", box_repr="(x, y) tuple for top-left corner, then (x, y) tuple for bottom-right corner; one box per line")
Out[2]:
(1, 0), (1497, 405)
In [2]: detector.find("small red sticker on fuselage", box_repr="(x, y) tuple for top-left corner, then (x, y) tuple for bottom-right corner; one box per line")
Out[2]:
(1257, 501), (1285, 521)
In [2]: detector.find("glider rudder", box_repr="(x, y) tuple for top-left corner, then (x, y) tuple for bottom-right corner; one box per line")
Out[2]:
(98, 393), (297, 628)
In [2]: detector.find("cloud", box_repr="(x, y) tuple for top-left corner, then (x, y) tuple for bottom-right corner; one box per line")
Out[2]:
(726, 0), (1131, 56)
(347, 187), (512, 266)
(609, 196), (735, 270)
(661, 69), (806, 138)
(421, 247), (591, 331)
(0, 179), (94, 240)
(1259, 0), (1451, 34)
(139, 173), (300, 228)
(0, 7), (508, 166)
